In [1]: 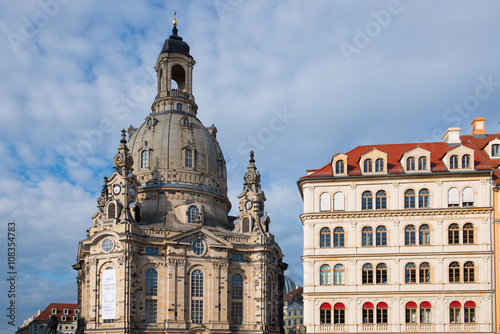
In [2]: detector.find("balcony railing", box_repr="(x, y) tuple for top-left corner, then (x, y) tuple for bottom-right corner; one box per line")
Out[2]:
(319, 324), (346, 332)
(376, 324), (388, 331)
(168, 90), (189, 99)
(449, 323), (463, 331)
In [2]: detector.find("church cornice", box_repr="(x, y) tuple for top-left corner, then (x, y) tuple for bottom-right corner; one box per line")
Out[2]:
(300, 207), (492, 222)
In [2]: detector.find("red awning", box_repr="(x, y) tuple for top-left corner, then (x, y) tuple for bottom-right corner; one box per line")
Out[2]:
(334, 303), (345, 309)
(320, 303), (332, 309)
(377, 302), (388, 308)
(420, 301), (432, 308)
(464, 301), (476, 307)
(363, 302), (374, 309)
(450, 301), (461, 307)
(406, 302), (417, 308)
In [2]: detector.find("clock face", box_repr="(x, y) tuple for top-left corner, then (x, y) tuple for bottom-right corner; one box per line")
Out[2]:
(246, 174), (253, 181)
(113, 184), (121, 195)
(245, 200), (252, 210)
(297, 324), (306, 333)
(129, 187), (135, 196)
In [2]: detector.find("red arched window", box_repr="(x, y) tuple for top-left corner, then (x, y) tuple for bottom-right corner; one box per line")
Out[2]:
(376, 302), (388, 324)
(333, 303), (345, 324)
(405, 302), (417, 323)
(420, 302), (431, 323)
(464, 301), (476, 323)
(320, 303), (332, 324)
(450, 301), (461, 323)
(363, 302), (374, 324)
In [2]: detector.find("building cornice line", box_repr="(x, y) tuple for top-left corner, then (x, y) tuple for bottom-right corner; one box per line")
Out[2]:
(303, 289), (494, 297)
(304, 250), (493, 260)
(300, 207), (492, 222)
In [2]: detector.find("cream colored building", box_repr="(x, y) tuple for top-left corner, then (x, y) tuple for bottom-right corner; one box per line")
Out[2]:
(298, 118), (500, 334)
(73, 19), (286, 334)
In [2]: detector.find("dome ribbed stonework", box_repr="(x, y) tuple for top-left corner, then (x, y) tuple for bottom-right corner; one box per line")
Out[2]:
(128, 111), (227, 197)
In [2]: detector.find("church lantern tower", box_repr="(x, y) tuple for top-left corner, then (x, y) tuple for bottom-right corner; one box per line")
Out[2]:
(73, 14), (287, 334)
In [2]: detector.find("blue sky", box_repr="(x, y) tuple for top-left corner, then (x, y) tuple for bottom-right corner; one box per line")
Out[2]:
(1, 0), (500, 331)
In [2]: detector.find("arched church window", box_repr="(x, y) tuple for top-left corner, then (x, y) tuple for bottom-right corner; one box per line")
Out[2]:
(108, 203), (116, 219)
(171, 64), (185, 91)
(191, 269), (204, 324)
(145, 268), (158, 296)
(241, 217), (250, 233)
(145, 268), (158, 322)
(134, 206), (141, 223)
(231, 273), (243, 325)
(187, 205), (199, 224)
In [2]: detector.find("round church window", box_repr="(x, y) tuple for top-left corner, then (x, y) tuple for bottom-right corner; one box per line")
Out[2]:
(102, 238), (115, 253)
(192, 239), (205, 256)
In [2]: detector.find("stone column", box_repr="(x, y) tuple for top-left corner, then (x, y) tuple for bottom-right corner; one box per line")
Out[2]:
(176, 260), (186, 322)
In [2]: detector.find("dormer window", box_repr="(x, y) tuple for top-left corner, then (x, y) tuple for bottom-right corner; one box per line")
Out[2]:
(63, 309), (69, 315)
(336, 160), (345, 174)
(185, 149), (193, 168)
(418, 157), (427, 170)
(52, 308), (57, 314)
(462, 154), (471, 169)
(364, 159), (373, 173)
(141, 150), (149, 169)
(406, 157), (416, 171)
(375, 158), (384, 172)
(492, 144), (500, 157)
(187, 205), (199, 224)
(449, 155), (459, 169)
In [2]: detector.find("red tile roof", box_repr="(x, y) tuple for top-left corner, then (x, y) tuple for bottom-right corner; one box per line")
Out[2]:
(34, 303), (78, 323)
(300, 133), (500, 183)
(284, 286), (303, 304)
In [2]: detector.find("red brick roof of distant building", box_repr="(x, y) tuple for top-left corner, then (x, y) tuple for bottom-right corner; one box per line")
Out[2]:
(34, 303), (78, 323)
(300, 133), (500, 184)
(284, 286), (303, 305)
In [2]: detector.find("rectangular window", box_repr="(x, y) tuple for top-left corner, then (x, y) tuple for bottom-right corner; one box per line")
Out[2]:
(191, 300), (203, 324)
(377, 308), (388, 324)
(450, 307), (460, 323)
(465, 307), (475, 323)
(145, 247), (159, 255)
(231, 302), (243, 325)
(363, 309), (374, 324)
(320, 309), (331, 324)
(420, 308), (431, 323)
(406, 308), (417, 323)
(145, 299), (157, 323)
(232, 254), (244, 261)
(376, 268), (387, 284)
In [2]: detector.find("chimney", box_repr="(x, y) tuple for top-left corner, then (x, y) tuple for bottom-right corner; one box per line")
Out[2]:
(441, 127), (461, 145)
(471, 117), (486, 138)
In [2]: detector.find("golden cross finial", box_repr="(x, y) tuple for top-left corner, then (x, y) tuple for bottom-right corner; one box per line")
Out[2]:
(173, 10), (177, 26)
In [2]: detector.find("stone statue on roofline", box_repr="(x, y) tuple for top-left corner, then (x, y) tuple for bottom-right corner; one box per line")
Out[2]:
(47, 315), (58, 334)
